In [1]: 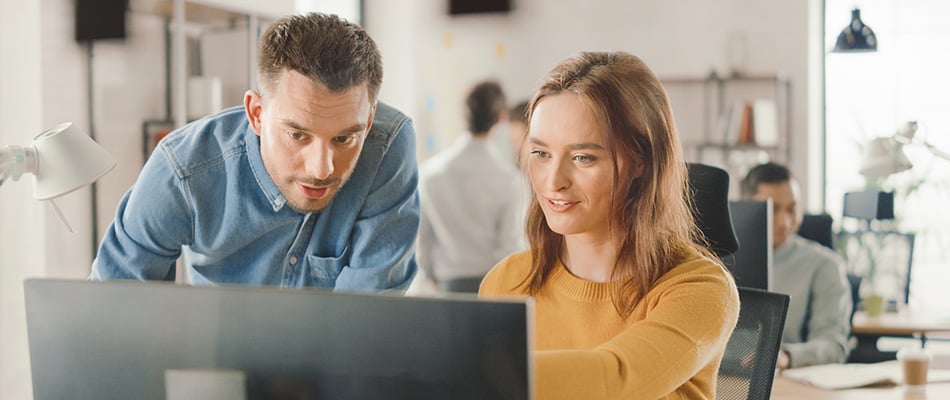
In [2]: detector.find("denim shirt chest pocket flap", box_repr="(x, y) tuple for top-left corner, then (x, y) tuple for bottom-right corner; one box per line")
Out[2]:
(307, 250), (347, 285)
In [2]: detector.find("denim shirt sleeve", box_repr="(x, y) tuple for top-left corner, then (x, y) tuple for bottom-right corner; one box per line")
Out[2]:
(333, 112), (420, 292)
(89, 141), (193, 281)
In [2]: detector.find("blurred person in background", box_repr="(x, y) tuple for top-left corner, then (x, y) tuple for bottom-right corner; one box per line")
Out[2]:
(417, 80), (527, 293)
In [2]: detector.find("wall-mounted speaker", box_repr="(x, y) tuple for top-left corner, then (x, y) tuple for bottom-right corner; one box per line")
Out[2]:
(75, 0), (129, 41)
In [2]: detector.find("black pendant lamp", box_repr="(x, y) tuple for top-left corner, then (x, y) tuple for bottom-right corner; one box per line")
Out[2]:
(833, 8), (877, 52)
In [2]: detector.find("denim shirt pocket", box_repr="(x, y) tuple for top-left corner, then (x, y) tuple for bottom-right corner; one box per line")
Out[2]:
(307, 251), (346, 287)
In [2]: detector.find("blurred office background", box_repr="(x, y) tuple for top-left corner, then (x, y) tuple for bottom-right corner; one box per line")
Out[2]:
(1, 0), (947, 397)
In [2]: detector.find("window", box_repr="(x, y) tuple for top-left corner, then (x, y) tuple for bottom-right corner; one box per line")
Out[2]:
(825, 0), (950, 309)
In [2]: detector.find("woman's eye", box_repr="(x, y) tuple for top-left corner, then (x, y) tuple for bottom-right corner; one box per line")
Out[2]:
(530, 150), (549, 159)
(573, 154), (596, 163)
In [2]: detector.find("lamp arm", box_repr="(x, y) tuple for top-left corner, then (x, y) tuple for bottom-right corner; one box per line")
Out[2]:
(0, 147), (13, 187)
(923, 141), (950, 161)
(0, 145), (38, 187)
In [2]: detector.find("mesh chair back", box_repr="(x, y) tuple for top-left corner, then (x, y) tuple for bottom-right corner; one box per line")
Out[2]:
(717, 287), (790, 400)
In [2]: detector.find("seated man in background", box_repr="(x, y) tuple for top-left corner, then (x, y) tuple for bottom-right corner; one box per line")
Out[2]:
(741, 162), (852, 368)
(417, 80), (526, 293)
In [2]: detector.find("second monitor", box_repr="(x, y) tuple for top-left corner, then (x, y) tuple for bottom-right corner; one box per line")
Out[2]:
(723, 200), (773, 290)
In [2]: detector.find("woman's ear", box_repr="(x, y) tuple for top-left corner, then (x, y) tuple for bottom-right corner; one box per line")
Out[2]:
(629, 160), (645, 179)
(244, 90), (264, 136)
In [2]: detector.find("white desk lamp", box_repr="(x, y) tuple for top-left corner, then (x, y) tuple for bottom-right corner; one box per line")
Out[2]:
(893, 121), (950, 161)
(859, 121), (949, 179)
(0, 122), (116, 231)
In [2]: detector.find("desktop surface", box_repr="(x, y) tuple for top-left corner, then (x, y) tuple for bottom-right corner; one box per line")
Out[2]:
(25, 279), (531, 400)
(772, 375), (950, 399)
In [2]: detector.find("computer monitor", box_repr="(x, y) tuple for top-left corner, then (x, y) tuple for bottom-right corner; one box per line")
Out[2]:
(25, 279), (532, 400)
(723, 200), (773, 290)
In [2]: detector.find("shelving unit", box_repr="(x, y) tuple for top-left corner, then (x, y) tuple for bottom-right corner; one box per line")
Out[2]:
(130, 0), (293, 128)
(130, 0), (293, 161)
(662, 72), (792, 171)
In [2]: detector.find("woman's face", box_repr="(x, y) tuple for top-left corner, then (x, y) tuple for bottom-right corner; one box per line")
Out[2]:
(526, 93), (616, 241)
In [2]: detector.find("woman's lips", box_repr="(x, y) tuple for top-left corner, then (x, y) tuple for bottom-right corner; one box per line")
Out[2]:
(546, 198), (577, 212)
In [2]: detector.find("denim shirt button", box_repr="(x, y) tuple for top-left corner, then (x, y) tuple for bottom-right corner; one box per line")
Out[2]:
(289, 256), (298, 265)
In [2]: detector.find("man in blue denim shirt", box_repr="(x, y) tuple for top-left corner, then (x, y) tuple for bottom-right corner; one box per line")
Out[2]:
(90, 13), (419, 291)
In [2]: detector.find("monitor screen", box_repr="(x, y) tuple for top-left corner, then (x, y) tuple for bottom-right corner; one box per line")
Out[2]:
(25, 279), (531, 400)
(723, 200), (773, 290)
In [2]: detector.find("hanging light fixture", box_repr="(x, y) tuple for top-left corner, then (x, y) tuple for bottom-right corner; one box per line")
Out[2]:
(833, 8), (878, 53)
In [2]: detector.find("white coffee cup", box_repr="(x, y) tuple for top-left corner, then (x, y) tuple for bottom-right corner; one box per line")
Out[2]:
(897, 347), (932, 387)
(165, 368), (247, 400)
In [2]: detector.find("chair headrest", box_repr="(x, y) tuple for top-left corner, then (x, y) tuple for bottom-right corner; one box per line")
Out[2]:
(687, 163), (740, 257)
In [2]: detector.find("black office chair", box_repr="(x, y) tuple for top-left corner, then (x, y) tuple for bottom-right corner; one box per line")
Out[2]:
(716, 288), (790, 400)
(687, 163), (790, 400)
(687, 163), (739, 257)
(798, 213), (835, 249)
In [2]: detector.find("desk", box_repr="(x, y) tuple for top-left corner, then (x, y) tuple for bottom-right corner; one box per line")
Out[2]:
(852, 311), (950, 337)
(771, 376), (950, 399)
(851, 311), (950, 362)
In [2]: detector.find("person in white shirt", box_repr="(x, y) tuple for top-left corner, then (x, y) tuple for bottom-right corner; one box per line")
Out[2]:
(417, 80), (528, 293)
(508, 100), (530, 168)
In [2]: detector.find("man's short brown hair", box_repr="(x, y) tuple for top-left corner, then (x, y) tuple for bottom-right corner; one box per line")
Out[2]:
(258, 13), (382, 100)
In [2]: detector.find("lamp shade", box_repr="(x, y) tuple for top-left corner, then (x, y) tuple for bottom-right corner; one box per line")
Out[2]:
(833, 8), (877, 53)
(31, 122), (116, 200)
(859, 137), (912, 179)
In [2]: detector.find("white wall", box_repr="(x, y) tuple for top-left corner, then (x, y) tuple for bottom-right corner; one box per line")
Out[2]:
(0, 2), (44, 398)
(367, 0), (816, 204)
(39, 3), (169, 280)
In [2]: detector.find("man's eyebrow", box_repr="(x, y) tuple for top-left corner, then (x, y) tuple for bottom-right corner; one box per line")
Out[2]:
(279, 119), (310, 133)
(278, 119), (368, 135)
(339, 123), (368, 135)
(527, 137), (605, 151)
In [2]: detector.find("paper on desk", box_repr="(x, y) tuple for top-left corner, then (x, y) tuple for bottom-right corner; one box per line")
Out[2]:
(781, 361), (950, 390)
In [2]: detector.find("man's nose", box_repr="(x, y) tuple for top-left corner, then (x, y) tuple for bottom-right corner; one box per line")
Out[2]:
(304, 143), (334, 180)
(775, 211), (792, 231)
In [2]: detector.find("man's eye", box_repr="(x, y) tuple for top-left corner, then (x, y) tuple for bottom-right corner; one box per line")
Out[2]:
(289, 132), (306, 141)
(334, 136), (354, 144)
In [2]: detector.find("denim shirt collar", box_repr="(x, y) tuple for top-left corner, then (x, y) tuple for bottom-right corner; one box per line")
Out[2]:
(245, 126), (288, 212)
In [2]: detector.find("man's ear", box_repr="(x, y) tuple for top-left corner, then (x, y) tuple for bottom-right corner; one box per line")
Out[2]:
(244, 90), (264, 136)
(364, 101), (377, 133)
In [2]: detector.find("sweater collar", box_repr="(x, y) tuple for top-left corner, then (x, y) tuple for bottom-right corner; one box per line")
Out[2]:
(548, 261), (617, 301)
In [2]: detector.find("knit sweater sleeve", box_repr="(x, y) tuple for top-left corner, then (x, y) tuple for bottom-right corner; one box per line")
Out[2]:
(534, 259), (739, 399)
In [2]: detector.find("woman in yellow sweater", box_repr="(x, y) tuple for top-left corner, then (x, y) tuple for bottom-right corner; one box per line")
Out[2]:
(479, 51), (740, 399)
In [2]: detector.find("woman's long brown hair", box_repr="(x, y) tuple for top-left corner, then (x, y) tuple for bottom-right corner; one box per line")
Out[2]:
(523, 52), (714, 318)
